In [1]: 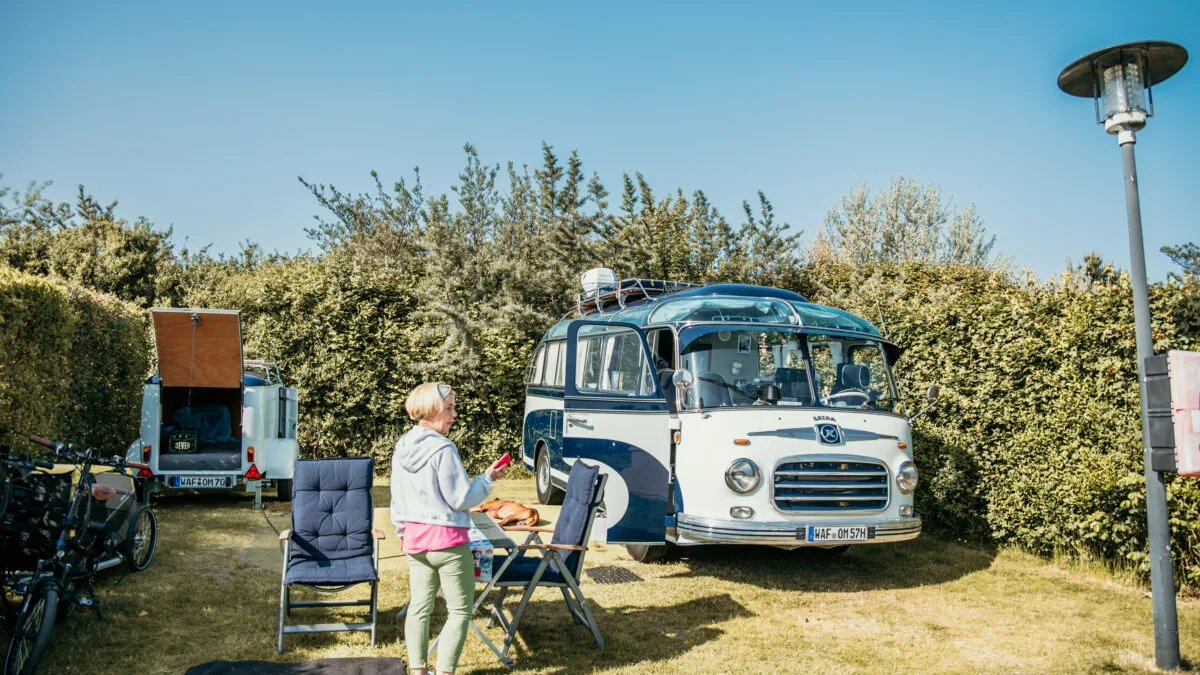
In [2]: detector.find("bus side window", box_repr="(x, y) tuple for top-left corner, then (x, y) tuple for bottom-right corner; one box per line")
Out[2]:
(527, 345), (546, 385)
(553, 341), (566, 387)
(577, 337), (603, 392)
(542, 341), (565, 388)
(603, 331), (653, 396)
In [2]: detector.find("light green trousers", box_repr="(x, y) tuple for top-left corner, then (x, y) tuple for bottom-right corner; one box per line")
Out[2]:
(405, 544), (475, 673)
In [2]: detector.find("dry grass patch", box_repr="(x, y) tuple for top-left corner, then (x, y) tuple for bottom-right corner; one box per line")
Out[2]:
(10, 478), (1199, 674)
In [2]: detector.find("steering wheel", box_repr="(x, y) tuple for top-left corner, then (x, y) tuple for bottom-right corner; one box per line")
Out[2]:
(821, 389), (873, 407)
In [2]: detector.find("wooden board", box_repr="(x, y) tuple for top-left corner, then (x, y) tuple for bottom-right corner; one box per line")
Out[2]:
(151, 308), (243, 388)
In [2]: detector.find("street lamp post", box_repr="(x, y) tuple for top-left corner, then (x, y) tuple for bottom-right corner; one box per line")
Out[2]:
(1058, 41), (1188, 671)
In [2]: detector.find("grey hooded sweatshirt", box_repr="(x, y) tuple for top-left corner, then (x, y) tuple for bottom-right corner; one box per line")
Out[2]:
(389, 425), (493, 538)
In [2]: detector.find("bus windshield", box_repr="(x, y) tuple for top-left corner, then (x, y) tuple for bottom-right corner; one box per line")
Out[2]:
(677, 327), (900, 413)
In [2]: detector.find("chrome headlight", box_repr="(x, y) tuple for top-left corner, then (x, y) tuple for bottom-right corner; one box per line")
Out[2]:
(896, 461), (918, 494)
(725, 458), (760, 493)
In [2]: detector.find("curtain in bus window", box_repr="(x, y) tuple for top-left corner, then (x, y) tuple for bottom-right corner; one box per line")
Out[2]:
(602, 331), (653, 396)
(529, 345), (546, 385)
(552, 341), (566, 387)
(542, 341), (564, 387)
(576, 336), (604, 392)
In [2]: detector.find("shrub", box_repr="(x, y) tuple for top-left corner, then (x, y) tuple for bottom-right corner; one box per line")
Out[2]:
(0, 267), (151, 453)
(797, 260), (1200, 589)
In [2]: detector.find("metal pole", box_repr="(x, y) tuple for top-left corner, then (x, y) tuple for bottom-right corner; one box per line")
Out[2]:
(1119, 131), (1181, 670)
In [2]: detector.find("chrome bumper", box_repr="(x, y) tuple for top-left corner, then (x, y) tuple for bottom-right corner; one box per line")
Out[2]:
(673, 513), (922, 547)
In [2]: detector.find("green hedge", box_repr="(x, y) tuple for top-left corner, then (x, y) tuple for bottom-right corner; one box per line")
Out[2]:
(179, 254), (1200, 589)
(0, 267), (151, 453)
(796, 260), (1200, 588)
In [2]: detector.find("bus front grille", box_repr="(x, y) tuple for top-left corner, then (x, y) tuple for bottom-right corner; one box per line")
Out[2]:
(772, 459), (889, 513)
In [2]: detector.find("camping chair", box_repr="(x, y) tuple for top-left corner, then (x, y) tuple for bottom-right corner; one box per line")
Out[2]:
(277, 457), (384, 653)
(479, 461), (608, 659)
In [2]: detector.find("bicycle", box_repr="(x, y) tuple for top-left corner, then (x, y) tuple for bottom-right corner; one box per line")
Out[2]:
(0, 447), (56, 628)
(2, 435), (158, 675)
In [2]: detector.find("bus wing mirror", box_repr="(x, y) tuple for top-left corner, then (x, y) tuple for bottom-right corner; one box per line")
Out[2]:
(910, 384), (940, 422)
(672, 369), (694, 388)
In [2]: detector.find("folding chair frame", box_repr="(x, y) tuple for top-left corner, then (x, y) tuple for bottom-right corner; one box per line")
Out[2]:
(277, 527), (385, 653)
(477, 473), (608, 660)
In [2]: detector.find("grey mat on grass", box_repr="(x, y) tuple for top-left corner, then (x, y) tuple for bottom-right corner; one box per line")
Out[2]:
(186, 658), (406, 674)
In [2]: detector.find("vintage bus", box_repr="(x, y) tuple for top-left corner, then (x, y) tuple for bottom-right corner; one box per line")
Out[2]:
(521, 269), (932, 561)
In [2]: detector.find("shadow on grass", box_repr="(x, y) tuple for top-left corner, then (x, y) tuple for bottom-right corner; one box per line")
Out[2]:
(459, 593), (753, 675)
(658, 534), (997, 592)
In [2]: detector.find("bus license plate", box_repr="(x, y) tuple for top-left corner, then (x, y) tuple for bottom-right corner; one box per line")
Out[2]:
(171, 476), (233, 489)
(807, 525), (868, 542)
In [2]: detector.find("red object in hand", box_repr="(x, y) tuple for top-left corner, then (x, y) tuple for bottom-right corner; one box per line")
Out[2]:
(495, 453), (512, 470)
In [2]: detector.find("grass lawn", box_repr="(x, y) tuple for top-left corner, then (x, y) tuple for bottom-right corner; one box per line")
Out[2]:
(17, 476), (1200, 674)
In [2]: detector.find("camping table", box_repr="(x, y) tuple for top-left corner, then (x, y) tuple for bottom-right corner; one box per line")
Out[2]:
(423, 512), (519, 668)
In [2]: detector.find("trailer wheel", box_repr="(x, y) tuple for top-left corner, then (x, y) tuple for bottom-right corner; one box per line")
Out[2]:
(535, 448), (564, 505)
(625, 543), (668, 563)
(125, 506), (157, 571)
(274, 479), (293, 502)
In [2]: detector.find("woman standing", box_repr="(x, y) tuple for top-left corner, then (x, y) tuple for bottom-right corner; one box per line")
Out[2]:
(390, 382), (508, 675)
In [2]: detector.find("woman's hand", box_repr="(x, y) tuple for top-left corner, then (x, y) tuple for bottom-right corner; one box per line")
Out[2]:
(486, 457), (509, 481)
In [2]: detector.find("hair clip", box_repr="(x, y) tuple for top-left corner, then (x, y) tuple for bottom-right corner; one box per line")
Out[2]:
(437, 383), (453, 399)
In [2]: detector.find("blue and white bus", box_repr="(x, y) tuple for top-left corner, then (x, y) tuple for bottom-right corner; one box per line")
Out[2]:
(521, 269), (928, 561)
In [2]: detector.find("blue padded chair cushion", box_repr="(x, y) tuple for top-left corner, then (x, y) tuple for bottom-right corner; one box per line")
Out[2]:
(549, 461), (600, 574)
(285, 551), (378, 585)
(490, 553), (566, 585)
(288, 458), (374, 569)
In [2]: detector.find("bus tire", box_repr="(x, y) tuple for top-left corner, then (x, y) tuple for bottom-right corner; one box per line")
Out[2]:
(625, 543), (668, 563)
(535, 448), (564, 505)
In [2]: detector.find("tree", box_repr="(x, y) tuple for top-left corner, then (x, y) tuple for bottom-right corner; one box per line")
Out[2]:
(1161, 242), (1200, 278)
(811, 177), (1002, 268)
(0, 179), (178, 307)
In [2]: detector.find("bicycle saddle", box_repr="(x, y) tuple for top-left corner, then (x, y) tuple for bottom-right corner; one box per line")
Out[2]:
(91, 484), (116, 501)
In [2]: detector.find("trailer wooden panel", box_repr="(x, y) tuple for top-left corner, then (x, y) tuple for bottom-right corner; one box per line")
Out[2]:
(151, 308), (243, 389)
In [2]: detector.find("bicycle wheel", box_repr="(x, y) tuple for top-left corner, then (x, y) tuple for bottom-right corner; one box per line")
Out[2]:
(124, 506), (156, 572)
(4, 581), (58, 675)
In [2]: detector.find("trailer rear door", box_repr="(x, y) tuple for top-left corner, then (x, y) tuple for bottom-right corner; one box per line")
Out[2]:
(150, 308), (243, 388)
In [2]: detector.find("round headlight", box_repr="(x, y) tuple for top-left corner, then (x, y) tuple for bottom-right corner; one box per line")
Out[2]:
(896, 461), (918, 494)
(725, 458), (760, 494)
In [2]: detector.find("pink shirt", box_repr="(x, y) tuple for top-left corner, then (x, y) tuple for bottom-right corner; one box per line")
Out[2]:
(402, 521), (469, 554)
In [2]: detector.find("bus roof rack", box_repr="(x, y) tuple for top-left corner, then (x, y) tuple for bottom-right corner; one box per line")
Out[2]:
(572, 277), (701, 316)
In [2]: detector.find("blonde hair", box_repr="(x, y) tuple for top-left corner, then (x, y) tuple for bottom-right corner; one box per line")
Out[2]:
(405, 382), (452, 421)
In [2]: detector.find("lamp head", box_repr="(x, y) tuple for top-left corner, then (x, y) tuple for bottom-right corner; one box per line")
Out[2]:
(1058, 41), (1188, 137)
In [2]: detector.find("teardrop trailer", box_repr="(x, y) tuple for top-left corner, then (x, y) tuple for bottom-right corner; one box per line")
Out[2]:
(126, 308), (299, 507)
(522, 270), (933, 561)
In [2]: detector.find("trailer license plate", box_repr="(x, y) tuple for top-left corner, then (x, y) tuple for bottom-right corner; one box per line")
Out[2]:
(171, 476), (233, 489)
(807, 526), (868, 542)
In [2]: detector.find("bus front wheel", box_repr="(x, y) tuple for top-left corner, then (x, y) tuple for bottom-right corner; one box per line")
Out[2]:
(625, 543), (668, 563)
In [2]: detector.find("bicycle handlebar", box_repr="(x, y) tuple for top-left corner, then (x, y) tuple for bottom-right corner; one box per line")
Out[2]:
(27, 434), (143, 472)
(29, 434), (63, 452)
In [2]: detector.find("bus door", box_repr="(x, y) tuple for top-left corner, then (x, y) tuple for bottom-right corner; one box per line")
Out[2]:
(564, 321), (670, 544)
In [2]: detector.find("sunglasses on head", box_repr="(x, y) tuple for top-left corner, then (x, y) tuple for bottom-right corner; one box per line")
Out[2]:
(437, 383), (453, 399)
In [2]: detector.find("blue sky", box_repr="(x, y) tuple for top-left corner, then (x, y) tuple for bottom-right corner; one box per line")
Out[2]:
(2, 1), (1197, 280)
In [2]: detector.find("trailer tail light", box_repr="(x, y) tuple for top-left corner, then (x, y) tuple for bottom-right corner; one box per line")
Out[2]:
(247, 446), (255, 463)
(245, 464), (263, 480)
(139, 445), (153, 477)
